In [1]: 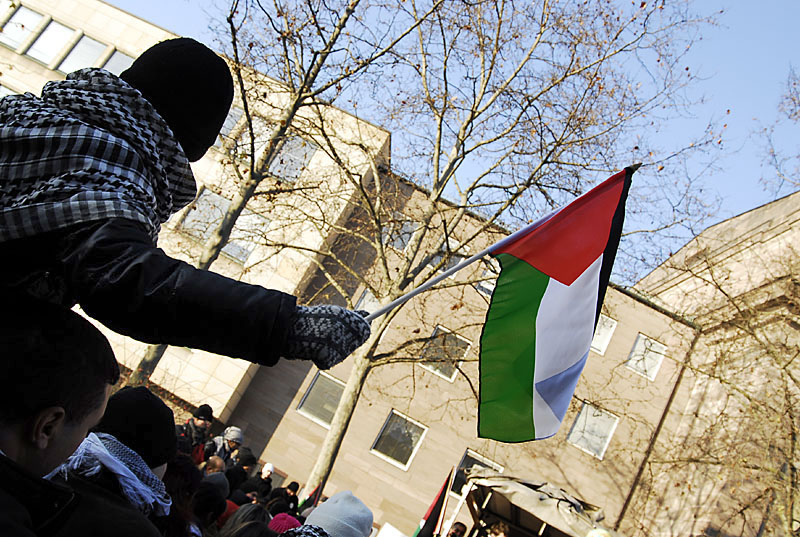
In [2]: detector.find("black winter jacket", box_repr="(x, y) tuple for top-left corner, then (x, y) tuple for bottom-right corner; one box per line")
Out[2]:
(0, 218), (296, 365)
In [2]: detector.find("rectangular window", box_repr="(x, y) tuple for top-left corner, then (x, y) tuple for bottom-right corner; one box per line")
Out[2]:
(25, 20), (74, 65)
(58, 34), (106, 73)
(355, 289), (381, 312)
(371, 410), (427, 470)
(566, 402), (618, 459)
(268, 135), (317, 182)
(180, 189), (267, 264)
(297, 372), (345, 428)
(429, 238), (466, 273)
(450, 449), (503, 497)
(0, 84), (16, 97)
(0, 5), (43, 50)
(475, 258), (499, 296)
(419, 326), (470, 382)
(102, 49), (134, 75)
(625, 333), (666, 381)
(383, 215), (416, 252)
(215, 105), (245, 147)
(590, 314), (617, 355)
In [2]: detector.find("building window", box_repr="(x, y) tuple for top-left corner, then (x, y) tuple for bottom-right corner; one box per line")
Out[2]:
(0, 83), (16, 97)
(102, 49), (134, 75)
(419, 326), (470, 382)
(297, 372), (345, 428)
(371, 410), (427, 470)
(450, 449), (503, 498)
(355, 289), (381, 312)
(383, 214), (416, 252)
(180, 188), (267, 264)
(268, 135), (317, 182)
(215, 105), (245, 147)
(566, 402), (618, 459)
(58, 34), (106, 73)
(429, 238), (466, 273)
(475, 258), (499, 297)
(625, 333), (666, 381)
(25, 19), (73, 65)
(590, 314), (617, 355)
(0, 5), (44, 50)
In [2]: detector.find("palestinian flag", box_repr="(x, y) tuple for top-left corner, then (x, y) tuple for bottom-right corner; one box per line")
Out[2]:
(413, 470), (453, 537)
(478, 166), (635, 442)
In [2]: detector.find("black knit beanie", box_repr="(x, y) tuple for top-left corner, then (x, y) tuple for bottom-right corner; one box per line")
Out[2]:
(193, 404), (213, 421)
(94, 386), (178, 468)
(120, 37), (234, 162)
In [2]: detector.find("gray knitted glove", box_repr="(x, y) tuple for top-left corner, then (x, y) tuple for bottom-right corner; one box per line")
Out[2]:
(284, 305), (371, 369)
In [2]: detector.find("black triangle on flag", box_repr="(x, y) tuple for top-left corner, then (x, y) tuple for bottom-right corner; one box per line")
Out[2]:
(415, 469), (454, 537)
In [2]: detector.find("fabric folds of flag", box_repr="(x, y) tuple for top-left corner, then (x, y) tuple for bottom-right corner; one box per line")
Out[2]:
(413, 470), (453, 537)
(478, 166), (635, 442)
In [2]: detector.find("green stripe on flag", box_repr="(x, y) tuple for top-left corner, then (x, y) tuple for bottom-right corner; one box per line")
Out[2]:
(479, 253), (549, 441)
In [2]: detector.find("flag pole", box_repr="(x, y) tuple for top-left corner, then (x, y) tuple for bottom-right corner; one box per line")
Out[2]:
(364, 211), (556, 322)
(364, 164), (640, 323)
(433, 466), (458, 537)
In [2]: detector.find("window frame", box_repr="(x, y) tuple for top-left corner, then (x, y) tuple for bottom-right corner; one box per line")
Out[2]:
(419, 326), (471, 383)
(296, 371), (346, 429)
(450, 449), (504, 498)
(590, 314), (618, 356)
(370, 410), (428, 471)
(0, 4), (45, 51)
(566, 402), (619, 460)
(23, 18), (75, 67)
(267, 134), (318, 183)
(57, 33), (108, 73)
(625, 333), (666, 381)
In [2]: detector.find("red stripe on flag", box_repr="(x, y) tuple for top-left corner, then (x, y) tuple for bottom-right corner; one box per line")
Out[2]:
(491, 170), (627, 285)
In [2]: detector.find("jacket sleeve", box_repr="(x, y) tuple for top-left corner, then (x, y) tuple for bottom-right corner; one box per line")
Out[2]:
(59, 218), (297, 366)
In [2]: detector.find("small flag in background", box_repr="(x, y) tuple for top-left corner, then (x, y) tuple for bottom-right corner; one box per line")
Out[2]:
(413, 469), (453, 537)
(478, 166), (634, 442)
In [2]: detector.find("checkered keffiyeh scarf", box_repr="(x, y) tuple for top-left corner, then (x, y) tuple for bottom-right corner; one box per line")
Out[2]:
(0, 68), (196, 243)
(52, 432), (172, 517)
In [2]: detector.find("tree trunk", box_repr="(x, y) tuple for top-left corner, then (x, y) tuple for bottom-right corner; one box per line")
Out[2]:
(127, 343), (168, 386)
(302, 349), (371, 500)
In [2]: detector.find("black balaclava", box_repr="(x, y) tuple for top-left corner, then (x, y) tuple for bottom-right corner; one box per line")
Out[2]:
(94, 386), (178, 468)
(120, 37), (234, 162)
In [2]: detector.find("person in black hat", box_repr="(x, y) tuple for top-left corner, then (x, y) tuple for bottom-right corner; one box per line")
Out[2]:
(0, 38), (370, 375)
(176, 403), (215, 464)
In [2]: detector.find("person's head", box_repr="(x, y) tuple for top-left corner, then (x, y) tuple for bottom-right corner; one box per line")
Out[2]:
(0, 300), (120, 476)
(119, 37), (234, 162)
(267, 512), (300, 534)
(203, 471), (231, 499)
(449, 522), (468, 537)
(224, 426), (243, 451)
(161, 453), (204, 536)
(267, 499), (290, 517)
(193, 481), (228, 529)
(304, 491), (373, 537)
(286, 481), (299, 497)
(486, 522), (509, 537)
(93, 386), (177, 478)
(224, 503), (269, 529)
(206, 455), (226, 475)
(261, 462), (274, 480)
(192, 404), (214, 429)
(235, 447), (257, 470)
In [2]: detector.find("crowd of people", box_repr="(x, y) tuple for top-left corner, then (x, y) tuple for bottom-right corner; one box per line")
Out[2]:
(0, 298), (374, 537)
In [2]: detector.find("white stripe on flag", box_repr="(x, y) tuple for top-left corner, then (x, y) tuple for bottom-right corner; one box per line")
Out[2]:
(533, 256), (602, 432)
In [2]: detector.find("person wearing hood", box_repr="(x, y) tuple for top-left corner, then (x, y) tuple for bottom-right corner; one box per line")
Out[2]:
(283, 491), (373, 537)
(0, 37), (371, 375)
(206, 426), (244, 467)
(50, 385), (177, 536)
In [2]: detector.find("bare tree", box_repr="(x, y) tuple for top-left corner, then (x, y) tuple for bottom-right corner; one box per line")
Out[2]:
(265, 0), (722, 498)
(629, 240), (800, 536)
(127, 0), (443, 385)
(760, 68), (800, 197)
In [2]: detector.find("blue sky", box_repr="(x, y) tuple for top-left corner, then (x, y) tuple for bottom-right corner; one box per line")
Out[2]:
(108, 0), (800, 224)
